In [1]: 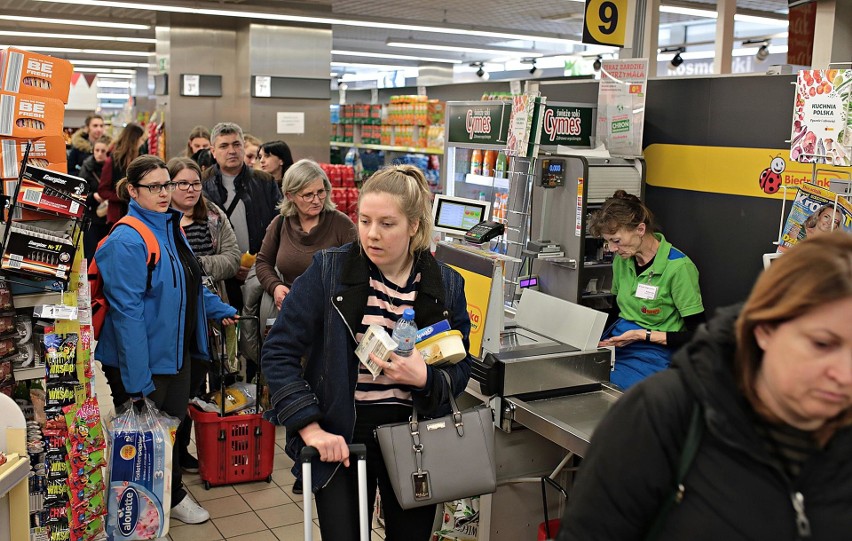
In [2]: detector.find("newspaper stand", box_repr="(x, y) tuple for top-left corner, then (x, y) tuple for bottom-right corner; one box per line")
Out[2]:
(189, 317), (276, 489)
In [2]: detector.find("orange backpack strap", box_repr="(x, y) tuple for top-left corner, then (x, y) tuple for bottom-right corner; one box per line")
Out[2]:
(110, 216), (161, 290)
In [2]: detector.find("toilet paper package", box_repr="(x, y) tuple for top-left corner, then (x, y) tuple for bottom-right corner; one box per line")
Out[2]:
(106, 399), (179, 541)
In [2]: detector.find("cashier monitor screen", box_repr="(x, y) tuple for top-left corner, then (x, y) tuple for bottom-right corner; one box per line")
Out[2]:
(432, 195), (491, 237)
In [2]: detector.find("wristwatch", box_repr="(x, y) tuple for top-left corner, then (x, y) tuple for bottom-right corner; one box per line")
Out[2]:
(645, 329), (652, 343)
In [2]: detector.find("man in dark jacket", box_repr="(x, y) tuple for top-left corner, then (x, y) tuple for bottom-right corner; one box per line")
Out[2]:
(202, 121), (281, 308)
(66, 114), (105, 176)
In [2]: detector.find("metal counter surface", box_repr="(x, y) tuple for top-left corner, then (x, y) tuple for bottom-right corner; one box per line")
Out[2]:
(505, 386), (621, 457)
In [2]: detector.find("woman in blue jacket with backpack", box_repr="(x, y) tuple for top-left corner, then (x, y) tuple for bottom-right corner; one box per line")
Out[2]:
(95, 155), (237, 526)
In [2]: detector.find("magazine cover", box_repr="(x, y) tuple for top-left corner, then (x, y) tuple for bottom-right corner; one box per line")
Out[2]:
(777, 182), (852, 253)
(506, 93), (532, 157)
(790, 69), (852, 166)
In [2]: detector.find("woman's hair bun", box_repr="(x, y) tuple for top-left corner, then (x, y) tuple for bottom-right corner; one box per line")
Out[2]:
(612, 189), (641, 203)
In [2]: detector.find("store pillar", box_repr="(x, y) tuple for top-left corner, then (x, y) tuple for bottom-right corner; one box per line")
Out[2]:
(155, 14), (332, 161)
(811, 0), (852, 68)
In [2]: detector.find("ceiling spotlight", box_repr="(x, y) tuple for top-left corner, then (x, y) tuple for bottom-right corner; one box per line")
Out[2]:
(529, 60), (537, 75)
(659, 47), (686, 69)
(470, 62), (489, 79)
(756, 43), (770, 62)
(592, 55), (602, 71)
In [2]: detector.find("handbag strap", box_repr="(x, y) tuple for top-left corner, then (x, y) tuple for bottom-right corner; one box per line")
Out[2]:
(643, 403), (704, 541)
(408, 370), (464, 475)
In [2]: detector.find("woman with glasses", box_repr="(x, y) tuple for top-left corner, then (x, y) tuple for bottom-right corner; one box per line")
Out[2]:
(589, 190), (704, 390)
(258, 140), (295, 186)
(167, 157), (241, 473)
(96, 155), (238, 526)
(253, 159), (356, 494)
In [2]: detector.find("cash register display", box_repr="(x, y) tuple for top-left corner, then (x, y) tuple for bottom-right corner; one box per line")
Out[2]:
(432, 194), (491, 237)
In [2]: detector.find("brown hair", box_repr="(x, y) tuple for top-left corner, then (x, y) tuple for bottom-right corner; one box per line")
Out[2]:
(588, 190), (655, 237)
(278, 159), (335, 217)
(735, 232), (852, 440)
(84, 114), (103, 129)
(167, 157), (208, 222)
(359, 165), (433, 256)
(95, 135), (112, 147)
(111, 123), (146, 171)
(116, 155), (168, 202)
(243, 134), (262, 148)
(185, 125), (211, 156)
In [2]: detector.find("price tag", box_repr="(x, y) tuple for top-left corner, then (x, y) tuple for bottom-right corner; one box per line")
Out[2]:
(582, 0), (627, 47)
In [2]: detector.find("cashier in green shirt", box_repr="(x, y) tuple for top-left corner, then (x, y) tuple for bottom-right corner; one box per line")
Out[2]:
(589, 190), (704, 390)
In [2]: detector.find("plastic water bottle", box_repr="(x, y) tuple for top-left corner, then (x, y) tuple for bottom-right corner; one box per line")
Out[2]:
(391, 308), (417, 357)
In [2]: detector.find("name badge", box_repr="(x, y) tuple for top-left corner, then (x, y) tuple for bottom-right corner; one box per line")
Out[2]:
(635, 283), (658, 300)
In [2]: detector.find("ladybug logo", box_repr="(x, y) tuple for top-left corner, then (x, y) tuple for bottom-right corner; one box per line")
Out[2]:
(759, 156), (785, 194)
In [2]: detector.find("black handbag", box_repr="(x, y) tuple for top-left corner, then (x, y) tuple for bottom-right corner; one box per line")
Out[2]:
(375, 370), (496, 509)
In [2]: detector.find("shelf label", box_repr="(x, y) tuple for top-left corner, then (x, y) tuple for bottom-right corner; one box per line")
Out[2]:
(255, 76), (271, 98)
(446, 102), (511, 145)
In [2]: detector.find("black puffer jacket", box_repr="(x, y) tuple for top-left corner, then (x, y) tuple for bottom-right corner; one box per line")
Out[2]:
(202, 164), (281, 254)
(558, 306), (852, 541)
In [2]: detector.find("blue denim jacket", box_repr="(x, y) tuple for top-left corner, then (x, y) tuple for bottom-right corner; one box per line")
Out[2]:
(262, 243), (472, 490)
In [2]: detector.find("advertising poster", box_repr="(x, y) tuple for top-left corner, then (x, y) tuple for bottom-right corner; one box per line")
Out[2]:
(790, 69), (852, 166)
(595, 59), (648, 157)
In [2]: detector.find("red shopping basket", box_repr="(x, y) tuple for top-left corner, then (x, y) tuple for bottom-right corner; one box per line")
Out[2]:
(189, 406), (276, 489)
(189, 317), (275, 489)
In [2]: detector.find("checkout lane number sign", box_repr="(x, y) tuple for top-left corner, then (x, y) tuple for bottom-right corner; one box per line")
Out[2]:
(583, 0), (627, 48)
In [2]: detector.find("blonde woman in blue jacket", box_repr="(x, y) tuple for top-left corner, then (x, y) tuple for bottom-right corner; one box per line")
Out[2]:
(96, 155), (237, 526)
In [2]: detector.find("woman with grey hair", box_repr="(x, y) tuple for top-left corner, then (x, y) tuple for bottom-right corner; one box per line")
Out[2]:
(256, 158), (357, 309)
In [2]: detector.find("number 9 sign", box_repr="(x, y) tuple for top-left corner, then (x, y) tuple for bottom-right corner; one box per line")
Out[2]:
(582, 0), (627, 47)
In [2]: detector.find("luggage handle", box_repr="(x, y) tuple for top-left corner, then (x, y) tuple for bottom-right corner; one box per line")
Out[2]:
(301, 444), (369, 541)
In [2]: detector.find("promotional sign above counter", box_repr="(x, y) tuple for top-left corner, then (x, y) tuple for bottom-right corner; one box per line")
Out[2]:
(446, 101), (511, 146)
(539, 103), (596, 149)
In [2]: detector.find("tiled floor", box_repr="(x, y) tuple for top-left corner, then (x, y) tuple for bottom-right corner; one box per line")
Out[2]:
(93, 363), (386, 541)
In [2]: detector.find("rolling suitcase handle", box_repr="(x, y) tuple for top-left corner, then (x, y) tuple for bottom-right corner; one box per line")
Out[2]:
(301, 444), (369, 541)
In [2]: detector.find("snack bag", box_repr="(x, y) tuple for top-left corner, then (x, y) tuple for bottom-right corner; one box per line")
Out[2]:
(106, 398), (179, 541)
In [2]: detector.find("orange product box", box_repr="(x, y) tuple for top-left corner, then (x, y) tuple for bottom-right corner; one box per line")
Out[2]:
(0, 91), (64, 138)
(0, 136), (67, 179)
(0, 48), (73, 103)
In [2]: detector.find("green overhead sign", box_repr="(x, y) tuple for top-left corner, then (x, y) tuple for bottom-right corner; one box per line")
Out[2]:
(446, 102), (511, 145)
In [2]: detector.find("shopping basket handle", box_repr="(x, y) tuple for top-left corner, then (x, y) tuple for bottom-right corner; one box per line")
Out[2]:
(301, 444), (367, 462)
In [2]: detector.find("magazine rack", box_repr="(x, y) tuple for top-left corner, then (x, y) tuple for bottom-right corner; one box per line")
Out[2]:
(0, 142), (86, 291)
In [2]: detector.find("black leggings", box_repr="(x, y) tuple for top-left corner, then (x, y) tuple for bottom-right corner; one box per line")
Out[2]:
(314, 405), (437, 541)
(103, 357), (191, 507)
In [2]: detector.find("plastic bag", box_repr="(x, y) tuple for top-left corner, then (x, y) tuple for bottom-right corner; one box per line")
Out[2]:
(105, 398), (179, 541)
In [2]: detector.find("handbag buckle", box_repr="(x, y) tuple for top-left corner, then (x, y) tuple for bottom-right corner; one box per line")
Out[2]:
(453, 412), (464, 436)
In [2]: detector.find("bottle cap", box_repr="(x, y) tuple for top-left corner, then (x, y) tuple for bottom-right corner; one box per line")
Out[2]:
(402, 308), (415, 320)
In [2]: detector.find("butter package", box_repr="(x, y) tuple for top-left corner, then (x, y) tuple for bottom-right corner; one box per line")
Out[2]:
(0, 136), (67, 179)
(0, 48), (73, 103)
(0, 91), (65, 138)
(23, 163), (87, 199)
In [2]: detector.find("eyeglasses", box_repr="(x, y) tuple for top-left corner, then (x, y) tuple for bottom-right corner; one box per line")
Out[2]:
(297, 189), (328, 202)
(135, 182), (176, 194)
(175, 181), (203, 192)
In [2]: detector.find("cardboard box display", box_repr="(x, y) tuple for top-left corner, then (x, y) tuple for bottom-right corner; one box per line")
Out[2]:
(0, 91), (65, 138)
(22, 164), (87, 200)
(1, 222), (75, 280)
(0, 136), (66, 179)
(0, 48), (73, 103)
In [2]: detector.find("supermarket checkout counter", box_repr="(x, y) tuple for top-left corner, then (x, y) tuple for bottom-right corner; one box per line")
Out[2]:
(434, 238), (622, 540)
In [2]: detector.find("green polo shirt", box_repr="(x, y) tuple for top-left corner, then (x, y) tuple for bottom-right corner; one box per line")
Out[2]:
(611, 233), (703, 332)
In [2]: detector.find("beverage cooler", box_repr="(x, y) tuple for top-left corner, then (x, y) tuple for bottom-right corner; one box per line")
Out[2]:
(441, 101), (512, 222)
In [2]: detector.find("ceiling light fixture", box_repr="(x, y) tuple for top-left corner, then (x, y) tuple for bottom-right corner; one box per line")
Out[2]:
(659, 46), (686, 69)
(659, 5), (788, 25)
(68, 59), (149, 67)
(32, 0), (580, 45)
(4, 46), (151, 57)
(386, 39), (543, 58)
(593, 55), (603, 71)
(0, 15), (150, 30)
(332, 50), (460, 64)
(743, 38), (772, 62)
(0, 30), (156, 44)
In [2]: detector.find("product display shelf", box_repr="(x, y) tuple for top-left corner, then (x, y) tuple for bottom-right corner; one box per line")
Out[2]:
(0, 454), (28, 498)
(330, 141), (443, 155)
(10, 291), (63, 309)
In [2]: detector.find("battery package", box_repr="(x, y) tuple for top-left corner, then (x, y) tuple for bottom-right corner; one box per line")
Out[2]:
(17, 178), (85, 219)
(0, 48), (73, 103)
(22, 164), (87, 200)
(0, 136), (67, 179)
(0, 91), (65, 138)
(1, 222), (74, 279)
